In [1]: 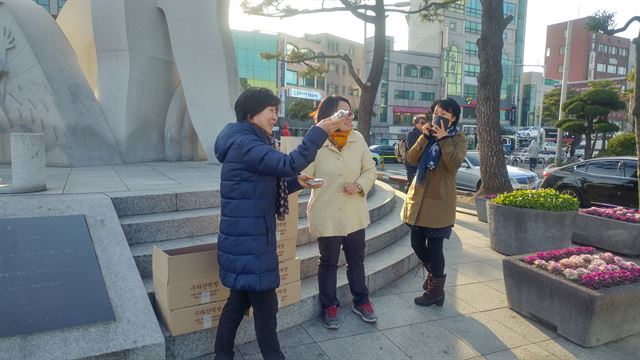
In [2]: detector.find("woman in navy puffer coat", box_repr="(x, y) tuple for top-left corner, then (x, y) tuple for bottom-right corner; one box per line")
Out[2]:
(213, 88), (346, 360)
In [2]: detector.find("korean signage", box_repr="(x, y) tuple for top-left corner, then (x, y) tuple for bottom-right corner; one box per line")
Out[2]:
(288, 88), (323, 101)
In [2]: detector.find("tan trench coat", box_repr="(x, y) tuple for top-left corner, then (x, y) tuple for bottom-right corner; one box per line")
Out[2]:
(302, 130), (377, 237)
(401, 133), (467, 228)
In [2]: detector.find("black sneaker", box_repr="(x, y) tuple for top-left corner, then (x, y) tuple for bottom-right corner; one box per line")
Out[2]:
(352, 302), (377, 323)
(323, 305), (339, 329)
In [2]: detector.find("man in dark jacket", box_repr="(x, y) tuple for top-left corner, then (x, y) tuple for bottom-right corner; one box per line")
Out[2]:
(404, 114), (427, 188)
(213, 88), (345, 360)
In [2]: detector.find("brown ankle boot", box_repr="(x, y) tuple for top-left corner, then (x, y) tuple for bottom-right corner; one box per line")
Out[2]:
(422, 263), (432, 291)
(414, 274), (446, 307)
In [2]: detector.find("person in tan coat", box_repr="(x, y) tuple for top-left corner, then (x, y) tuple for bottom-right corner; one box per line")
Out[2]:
(402, 98), (467, 307)
(302, 95), (377, 329)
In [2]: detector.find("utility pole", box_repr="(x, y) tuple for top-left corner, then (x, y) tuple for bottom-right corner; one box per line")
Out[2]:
(555, 20), (572, 166)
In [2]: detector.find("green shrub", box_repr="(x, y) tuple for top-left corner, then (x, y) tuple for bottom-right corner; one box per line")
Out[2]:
(605, 132), (637, 156)
(493, 189), (579, 211)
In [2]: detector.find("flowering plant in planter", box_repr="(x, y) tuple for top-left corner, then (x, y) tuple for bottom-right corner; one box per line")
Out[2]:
(493, 189), (579, 211)
(580, 207), (640, 224)
(522, 247), (640, 289)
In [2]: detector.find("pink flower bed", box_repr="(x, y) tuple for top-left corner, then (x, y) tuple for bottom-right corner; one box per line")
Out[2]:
(580, 207), (640, 224)
(522, 247), (640, 289)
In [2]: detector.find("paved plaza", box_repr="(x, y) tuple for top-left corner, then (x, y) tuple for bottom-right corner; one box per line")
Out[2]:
(1, 163), (639, 359)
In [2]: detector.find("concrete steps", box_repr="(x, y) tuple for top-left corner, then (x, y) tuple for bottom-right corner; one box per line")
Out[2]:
(162, 233), (418, 360)
(111, 181), (415, 360)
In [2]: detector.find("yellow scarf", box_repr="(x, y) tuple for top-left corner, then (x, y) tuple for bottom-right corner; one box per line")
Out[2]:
(330, 130), (351, 150)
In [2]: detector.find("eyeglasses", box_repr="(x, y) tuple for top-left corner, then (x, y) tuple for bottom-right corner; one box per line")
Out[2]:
(416, 121), (426, 125)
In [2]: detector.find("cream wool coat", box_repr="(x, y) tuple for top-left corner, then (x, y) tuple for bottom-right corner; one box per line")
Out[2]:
(302, 130), (377, 238)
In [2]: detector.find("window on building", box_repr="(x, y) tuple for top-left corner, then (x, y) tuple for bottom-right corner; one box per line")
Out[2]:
(466, 0), (482, 17)
(503, 2), (516, 17)
(560, 46), (565, 55)
(397, 64), (402, 76)
(404, 65), (419, 78)
(464, 85), (478, 98)
(618, 67), (627, 75)
(596, 63), (606, 72)
(620, 48), (628, 56)
(464, 64), (480, 77)
(598, 44), (608, 53)
(419, 67), (433, 79)
(607, 65), (617, 74)
(342, 65), (346, 75)
(609, 46), (617, 55)
(450, 21), (457, 31)
(503, 32), (508, 40)
(285, 70), (298, 85)
(448, 0), (464, 13)
(419, 92), (435, 101)
(327, 39), (339, 52)
(546, 48), (550, 57)
(465, 41), (478, 56)
(328, 63), (337, 72)
(328, 84), (336, 93)
(394, 90), (415, 100)
(316, 77), (325, 90)
(465, 21), (481, 34)
(316, 52), (326, 64)
(300, 75), (314, 88)
(348, 46), (355, 56)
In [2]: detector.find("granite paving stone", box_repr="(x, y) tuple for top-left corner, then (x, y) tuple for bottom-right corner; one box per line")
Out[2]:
(318, 331), (410, 360)
(483, 344), (557, 360)
(238, 325), (315, 356)
(368, 294), (434, 330)
(383, 321), (481, 359)
(445, 283), (508, 312)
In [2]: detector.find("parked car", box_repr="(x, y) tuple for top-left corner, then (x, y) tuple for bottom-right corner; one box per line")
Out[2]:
(369, 144), (397, 163)
(517, 127), (541, 139)
(509, 150), (558, 167)
(370, 151), (382, 167)
(541, 157), (638, 208)
(456, 151), (539, 192)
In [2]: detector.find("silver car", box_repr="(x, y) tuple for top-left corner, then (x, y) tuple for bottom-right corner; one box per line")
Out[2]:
(457, 152), (539, 191)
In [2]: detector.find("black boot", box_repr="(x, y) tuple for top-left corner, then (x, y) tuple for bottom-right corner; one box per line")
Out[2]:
(414, 275), (446, 307)
(422, 263), (432, 291)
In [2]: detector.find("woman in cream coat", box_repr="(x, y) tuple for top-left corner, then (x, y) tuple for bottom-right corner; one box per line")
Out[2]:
(302, 95), (377, 329)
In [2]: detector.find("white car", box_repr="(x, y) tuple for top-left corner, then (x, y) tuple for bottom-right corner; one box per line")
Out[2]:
(517, 127), (541, 139)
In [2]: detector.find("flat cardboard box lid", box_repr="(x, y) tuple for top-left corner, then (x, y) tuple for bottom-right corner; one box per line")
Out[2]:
(153, 243), (219, 285)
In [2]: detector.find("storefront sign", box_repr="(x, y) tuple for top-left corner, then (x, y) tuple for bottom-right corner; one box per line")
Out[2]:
(288, 88), (323, 101)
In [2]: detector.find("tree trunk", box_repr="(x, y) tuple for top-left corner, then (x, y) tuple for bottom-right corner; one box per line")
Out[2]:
(476, 0), (513, 196)
(356, 0), (386, 144)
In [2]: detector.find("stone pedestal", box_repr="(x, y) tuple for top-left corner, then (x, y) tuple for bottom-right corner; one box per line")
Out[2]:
(572, 213), (640, 256)
(11, 133), (46, 193)
(504, 255), (640, 347)
(488, 203), (575, 255)
(475, 197), (489, 223)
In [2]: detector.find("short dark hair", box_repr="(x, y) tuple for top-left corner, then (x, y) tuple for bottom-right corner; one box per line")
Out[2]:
(234, 87), (280, 122)
(313, 95), (351, 123)
(430, 97), (461, 126)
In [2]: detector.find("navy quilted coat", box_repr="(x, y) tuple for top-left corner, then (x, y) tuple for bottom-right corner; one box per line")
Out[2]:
(214, 122), (328, 292)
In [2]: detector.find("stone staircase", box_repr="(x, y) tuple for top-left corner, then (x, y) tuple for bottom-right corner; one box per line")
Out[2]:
(109, 181), (417, 360)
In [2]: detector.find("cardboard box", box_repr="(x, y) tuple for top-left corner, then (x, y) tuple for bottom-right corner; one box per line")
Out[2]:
(246, 280), (301, 317)
(157, 299), (226, 336)
(279, 258), (300, 286)
(276, 237), (296, 262)
(154, 275), (230, 310)
(153, 244), (226, 310)
(276, 193), (298, 242)
(153, 244), (219, 285)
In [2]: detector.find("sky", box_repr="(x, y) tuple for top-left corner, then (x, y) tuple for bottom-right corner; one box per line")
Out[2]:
(229, 0), (640, 73)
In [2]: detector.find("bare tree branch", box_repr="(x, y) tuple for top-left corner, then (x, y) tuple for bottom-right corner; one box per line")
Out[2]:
(603, 16), (640, 35)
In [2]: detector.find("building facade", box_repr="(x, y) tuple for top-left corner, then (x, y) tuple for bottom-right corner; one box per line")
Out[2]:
(33, 0), (66, 17)
(407, 0), (527, 126)
(518, 71), (544, 128)
(230, 30), (364, 136)
(545, 17), (631, 82)
(366, 37), (441, 145)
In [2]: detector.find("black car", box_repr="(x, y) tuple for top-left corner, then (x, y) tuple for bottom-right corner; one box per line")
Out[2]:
(369, 144), (398, 163)
(541, 157), (638, 209)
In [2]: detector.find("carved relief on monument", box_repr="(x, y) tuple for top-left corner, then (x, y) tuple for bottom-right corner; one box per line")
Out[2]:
(0, 1), (122, 166)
